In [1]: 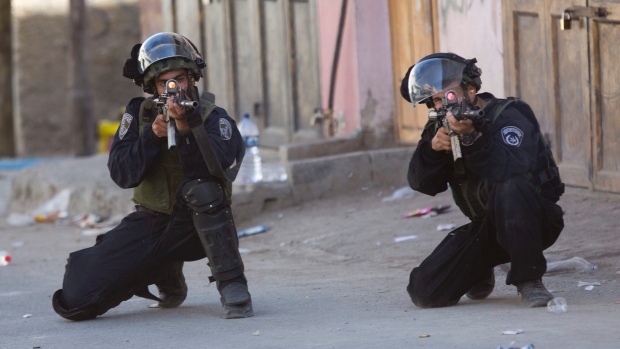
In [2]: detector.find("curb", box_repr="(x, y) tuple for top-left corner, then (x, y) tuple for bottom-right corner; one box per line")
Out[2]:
(5, 147), (414, 224)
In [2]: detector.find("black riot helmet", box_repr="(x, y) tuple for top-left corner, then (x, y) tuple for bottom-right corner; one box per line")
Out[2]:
(402, 53), (482, 108)
(123, 32), (206, 94)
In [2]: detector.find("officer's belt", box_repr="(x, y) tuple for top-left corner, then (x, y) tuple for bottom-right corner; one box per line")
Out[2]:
(135, 205), (165, 216)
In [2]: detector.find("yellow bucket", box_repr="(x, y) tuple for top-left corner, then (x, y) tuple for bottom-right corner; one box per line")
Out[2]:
(98, 120), (120, 153)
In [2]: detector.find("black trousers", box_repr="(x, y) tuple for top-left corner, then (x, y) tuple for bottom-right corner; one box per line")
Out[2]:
(407, 176), (564, 308)
(56, 195), (213, 314)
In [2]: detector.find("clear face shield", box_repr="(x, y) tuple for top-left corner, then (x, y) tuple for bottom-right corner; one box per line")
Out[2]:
(408, 58), (467, 107)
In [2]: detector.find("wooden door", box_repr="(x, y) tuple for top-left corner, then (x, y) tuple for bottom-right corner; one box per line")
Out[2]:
(546, 0), (592, 189)
(388, 0), (438, 144)
(257, 0), (292, 145)
(503, 0), (620, 193)
(288, 0), (322, 142)
(588, 1), (620, 192)
(230, 0), (263, 124)
(198, 0), (322, 147)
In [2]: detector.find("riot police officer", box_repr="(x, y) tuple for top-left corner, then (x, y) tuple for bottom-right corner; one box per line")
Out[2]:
(401, 53), (565, 308)
(52, 32), (253, 320)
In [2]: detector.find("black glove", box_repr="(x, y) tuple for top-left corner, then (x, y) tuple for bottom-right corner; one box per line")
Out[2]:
(186, 106), (204, 129)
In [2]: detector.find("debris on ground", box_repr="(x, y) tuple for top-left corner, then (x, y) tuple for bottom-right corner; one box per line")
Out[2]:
(502, 329), (524, 335)
(381, 186), (416, 202)
(578, 281), (601, 287)
(238, 225), (268, 238)
(32, 189), (71, 222)
(75, 213), (101, 228)
(403, 205), (450, 218)
(437, 223), (456, 231)
(0, 250), (11, 266)
(394, 235), (417, 243)
(497, 344), (534, 349)
(546, 256), (597, 272)
(6, 189), (71, 226)
(547, 297), (567, 313)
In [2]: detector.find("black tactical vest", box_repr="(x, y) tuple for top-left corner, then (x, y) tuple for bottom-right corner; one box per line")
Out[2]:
(447, 98), (564, 220)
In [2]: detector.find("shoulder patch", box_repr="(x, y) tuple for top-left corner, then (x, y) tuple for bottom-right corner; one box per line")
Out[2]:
(119, 113), (133, 140)
(501, 126), (524, 147)
(219, 118), (232, 140)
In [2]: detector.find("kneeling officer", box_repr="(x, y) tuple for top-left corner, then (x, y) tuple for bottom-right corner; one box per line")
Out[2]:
(52, 32), (253, 320)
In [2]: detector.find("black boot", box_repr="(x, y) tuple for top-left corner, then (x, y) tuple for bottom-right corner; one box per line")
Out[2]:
(218, 278), (254, 319)
(155, 261), (188, 308)
(515, 279), (553, 307)
(466, 268), (495, 300)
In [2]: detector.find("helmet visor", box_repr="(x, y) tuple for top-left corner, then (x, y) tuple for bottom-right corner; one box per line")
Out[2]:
(408, 58), (466, 106)
(137, 33), (199, 74)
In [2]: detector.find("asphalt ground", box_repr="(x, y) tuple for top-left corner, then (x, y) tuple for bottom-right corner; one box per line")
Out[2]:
(1, 182), (620, 348)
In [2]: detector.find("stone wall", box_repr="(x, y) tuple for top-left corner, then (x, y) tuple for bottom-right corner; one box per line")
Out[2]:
(13, 0), (142, 156)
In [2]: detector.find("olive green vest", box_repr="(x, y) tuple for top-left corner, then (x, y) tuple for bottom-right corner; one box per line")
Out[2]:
(132, 101), (184, 214)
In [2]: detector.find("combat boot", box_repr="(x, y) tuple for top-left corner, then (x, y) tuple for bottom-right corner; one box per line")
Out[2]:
(155, 261), (188, 308)
(515, 279), (553, 307)
(219, 282), (254, 319)
(466, 268), (495, 300)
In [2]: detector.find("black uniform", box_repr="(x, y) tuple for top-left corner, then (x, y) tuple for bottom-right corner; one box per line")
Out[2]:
(53, 96), (243, 318)
(406, 93), (564, 308)
(109, 97), (241, 187)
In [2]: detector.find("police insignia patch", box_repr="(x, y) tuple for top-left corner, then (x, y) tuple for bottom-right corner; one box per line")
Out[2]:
(501, 126), (523, 147)
(119, 113), (133, 140)
(219, 118), (232, 140)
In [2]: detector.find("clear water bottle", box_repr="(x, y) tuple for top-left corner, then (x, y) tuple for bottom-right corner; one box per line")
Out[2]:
(0, 250), (12, 266)
(237, 113), (262, 184)
(546, 257), (597, 272)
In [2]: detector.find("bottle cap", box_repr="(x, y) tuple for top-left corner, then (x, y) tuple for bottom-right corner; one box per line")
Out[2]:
(0, 254), (11, 266)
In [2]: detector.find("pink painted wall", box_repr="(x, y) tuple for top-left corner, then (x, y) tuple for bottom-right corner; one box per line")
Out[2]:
(438, 0), (504, 97)
(316, 0), (359, 138)
(353, 0), (395, 148)
(316, 0), (396, 147)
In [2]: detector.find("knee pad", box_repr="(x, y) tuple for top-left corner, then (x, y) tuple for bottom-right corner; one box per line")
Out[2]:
(182, 179), (227, 213)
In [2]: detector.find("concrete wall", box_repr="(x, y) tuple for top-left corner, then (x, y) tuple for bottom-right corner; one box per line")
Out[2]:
(12, 0), (141, 157)
(437, 0), (504, 98)
(316, 0), (396, 149)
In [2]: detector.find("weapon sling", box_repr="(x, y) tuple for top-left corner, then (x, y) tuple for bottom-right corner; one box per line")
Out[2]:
(189, 91), (245, 184)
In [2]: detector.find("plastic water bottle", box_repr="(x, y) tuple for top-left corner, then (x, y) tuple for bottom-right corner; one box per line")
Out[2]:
(547, 297), (568, 314)
(546, 257), (597, 272)
(0, 250), (12, 266)
(237, 113), (262, 184)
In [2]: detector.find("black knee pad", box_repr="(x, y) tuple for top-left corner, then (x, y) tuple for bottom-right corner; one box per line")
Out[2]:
(182, 179), (227, 213)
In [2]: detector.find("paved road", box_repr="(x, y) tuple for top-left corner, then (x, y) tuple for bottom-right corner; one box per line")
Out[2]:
(1, 183), (620, 348)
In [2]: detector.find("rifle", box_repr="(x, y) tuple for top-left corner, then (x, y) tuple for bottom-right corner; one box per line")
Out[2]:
(428, 90), (484, 161)
(152, 79), (199, 149)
